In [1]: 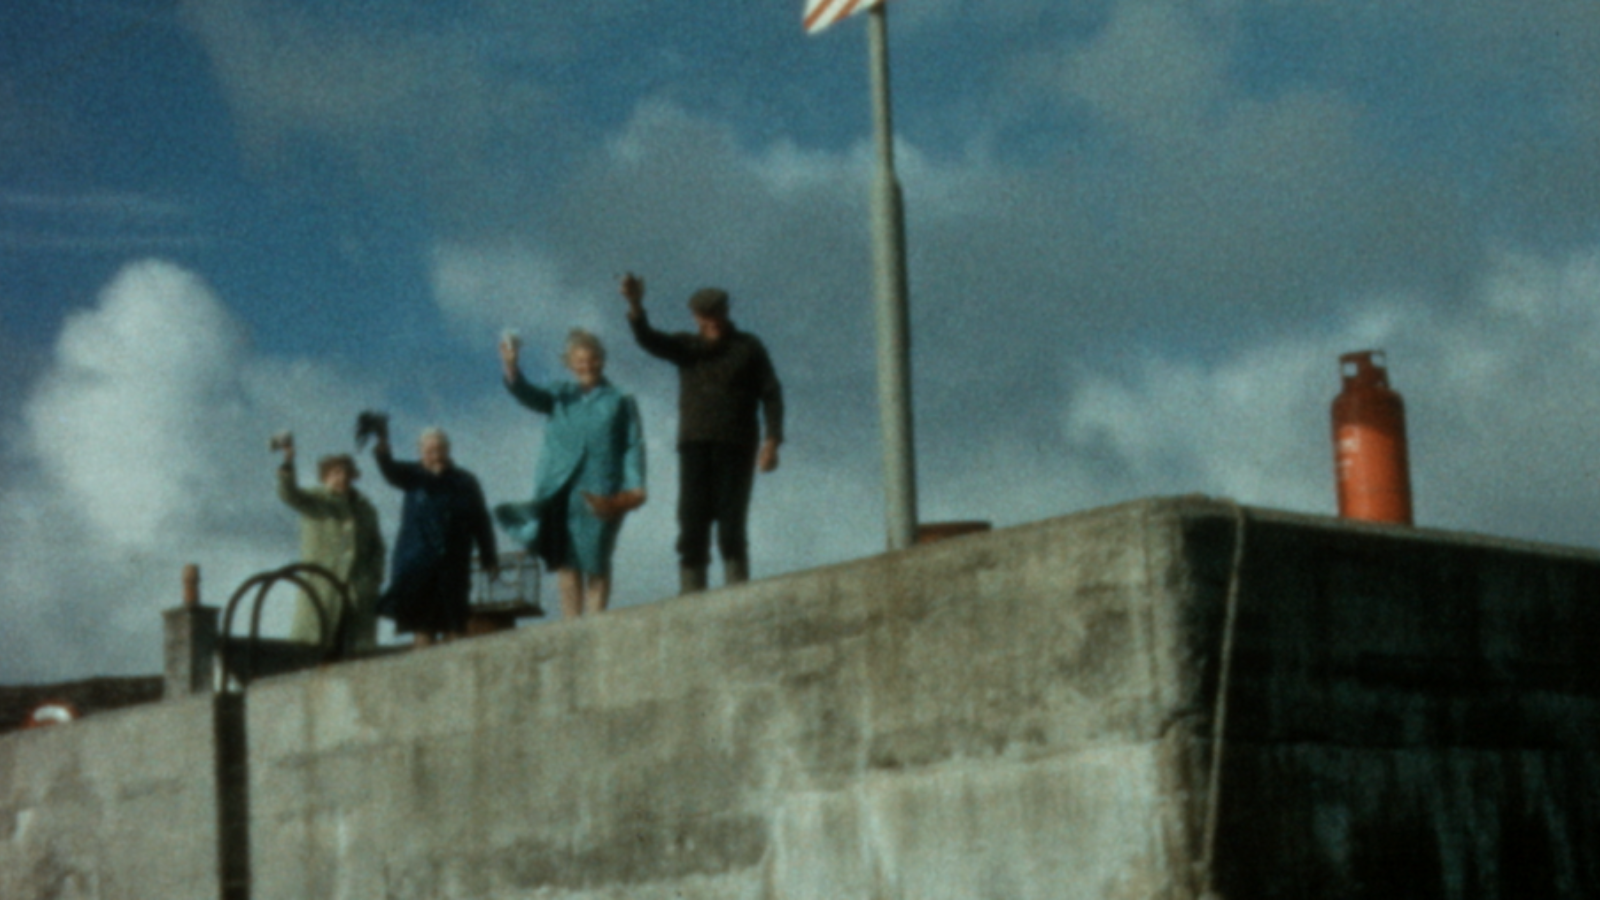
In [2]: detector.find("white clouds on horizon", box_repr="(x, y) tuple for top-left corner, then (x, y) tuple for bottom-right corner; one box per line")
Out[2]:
(0, 261), (393, 681)
(10, 0), (1600, 684)
(1061, 0), (1228, 142)
(0, 255), (876, 682)
(6, 243), (1600, 683)
(1057, 248), (1600, 543)
(173, 0), (1600, 333)
(26, 261), (251, 547)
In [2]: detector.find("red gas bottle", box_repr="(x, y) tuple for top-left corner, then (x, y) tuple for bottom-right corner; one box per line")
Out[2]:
(1331, 350), (1413, 524)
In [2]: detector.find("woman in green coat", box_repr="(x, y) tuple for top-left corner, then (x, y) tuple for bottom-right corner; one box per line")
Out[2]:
(276, 440), (387, 653)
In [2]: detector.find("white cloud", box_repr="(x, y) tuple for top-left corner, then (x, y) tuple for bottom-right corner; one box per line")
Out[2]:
(420, 97), (1600, 573)
(1055, 250), (1600, 544)
(1064, 0), (1229, 141)
(15, 0), (1600, 687)
(0, 260), (394, 681)
(0, 252), (878, 681)
(25, 261), (249, 547)
(9, 231), (1600, 687)
(431, 242), (612, 352)
(1063, 332), (1364, 514)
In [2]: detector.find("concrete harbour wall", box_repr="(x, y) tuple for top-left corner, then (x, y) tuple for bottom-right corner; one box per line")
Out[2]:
(2, 496), (1596, 898)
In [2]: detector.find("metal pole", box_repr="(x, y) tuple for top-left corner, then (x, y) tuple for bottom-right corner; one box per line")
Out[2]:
(867, 4), (918, 550)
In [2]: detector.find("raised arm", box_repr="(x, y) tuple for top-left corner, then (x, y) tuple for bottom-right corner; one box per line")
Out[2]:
(274, 435), (339, 516)
(627, 308), (698, 365)
(500, 334), (554, 414)
(622, 272), (696, 365)
(276, 462), (338, 517)
(373, 442), (424, 491)
(504, 371), (555, 415)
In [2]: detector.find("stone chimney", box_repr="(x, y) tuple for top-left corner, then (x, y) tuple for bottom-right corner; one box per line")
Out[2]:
(162, 564), (217, 699)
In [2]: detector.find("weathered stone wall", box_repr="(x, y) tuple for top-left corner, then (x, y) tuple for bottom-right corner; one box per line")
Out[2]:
(241, 499), (1200, 899)
(1179, 511), (1600, 898)
(0, 693), (219, 899)
(0, 677), (164, 734)
(3, 497), (1597, 899)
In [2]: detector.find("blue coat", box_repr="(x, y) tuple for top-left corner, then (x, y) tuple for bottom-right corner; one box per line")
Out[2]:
(375, 450), (496, 635)
(495, 374), (646, 575)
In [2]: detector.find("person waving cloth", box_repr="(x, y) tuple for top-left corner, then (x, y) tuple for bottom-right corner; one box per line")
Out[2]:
(372, 424), (498, 648)
(495, 328), (646, 618)
(619, 273), (783, 593)
(273, 436), (386, 655)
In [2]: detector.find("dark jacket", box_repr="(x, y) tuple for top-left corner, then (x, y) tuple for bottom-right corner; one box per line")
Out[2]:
(374, 448), (496, 634)
(628, 311), (784, 448)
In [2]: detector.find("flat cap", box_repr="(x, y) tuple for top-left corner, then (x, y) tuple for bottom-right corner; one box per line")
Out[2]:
(688, 288), (729, 316)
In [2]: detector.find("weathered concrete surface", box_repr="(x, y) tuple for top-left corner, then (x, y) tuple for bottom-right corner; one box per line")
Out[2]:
(242, 498), (1192, 900)
(1181, 509), (1600, 897)
(0, 692), (219, 899)
(0, 676), (163, 734)
(3, 496), (1597, 899)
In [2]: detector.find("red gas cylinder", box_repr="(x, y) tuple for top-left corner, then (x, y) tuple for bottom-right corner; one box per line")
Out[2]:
(1331, 350), (1413, 524)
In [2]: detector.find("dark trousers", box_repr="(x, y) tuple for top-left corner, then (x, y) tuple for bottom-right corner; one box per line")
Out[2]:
(677, 442), (757, 568)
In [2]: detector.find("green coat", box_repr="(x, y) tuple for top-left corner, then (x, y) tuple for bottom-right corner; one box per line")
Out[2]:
(277, 466), (386, 651)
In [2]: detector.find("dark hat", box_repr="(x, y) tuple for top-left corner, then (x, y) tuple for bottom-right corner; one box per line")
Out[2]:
(687, 288), (729, 317)
(318, 453), (360, 481)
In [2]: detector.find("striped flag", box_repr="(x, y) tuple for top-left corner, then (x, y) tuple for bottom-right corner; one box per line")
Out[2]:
(804, 0), (887, 35)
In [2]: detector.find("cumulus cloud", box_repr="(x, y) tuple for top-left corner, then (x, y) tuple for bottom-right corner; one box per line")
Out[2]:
(420, 91), (1600, 566)
(430, 243), (614, 361)
(13, 0), (1600, 686)
(0, 255), (870, 682)
(187, 0), (1600, 529)
(0, 260), (393, 681)
(26, 262), (251, 545)
(1054, 250), (1600, 545)
(175, 0), (1600, 338)
(8, 205), (1600, 687)
(1064, 0), (1228, 140)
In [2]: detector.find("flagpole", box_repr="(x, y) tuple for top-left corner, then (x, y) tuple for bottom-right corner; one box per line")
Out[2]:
(866, 3), (919, 551)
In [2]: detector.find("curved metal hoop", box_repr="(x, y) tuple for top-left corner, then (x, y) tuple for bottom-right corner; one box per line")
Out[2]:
(218, 563), (353, 689)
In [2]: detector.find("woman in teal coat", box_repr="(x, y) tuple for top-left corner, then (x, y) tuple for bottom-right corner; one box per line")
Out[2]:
(496, 329), (646, 617)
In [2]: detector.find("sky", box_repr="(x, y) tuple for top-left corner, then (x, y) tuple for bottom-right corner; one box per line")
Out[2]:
(4, 0), (1600, 683)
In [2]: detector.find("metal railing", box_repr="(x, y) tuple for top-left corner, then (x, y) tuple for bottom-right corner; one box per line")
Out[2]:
(467, 550), (543, 632)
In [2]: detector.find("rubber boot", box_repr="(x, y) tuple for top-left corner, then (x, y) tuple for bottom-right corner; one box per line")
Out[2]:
(725, 558), (750, 586)
(679, 565), (708, 595)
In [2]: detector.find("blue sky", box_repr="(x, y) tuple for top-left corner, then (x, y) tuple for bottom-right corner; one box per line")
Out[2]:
(4, 0), (1600, 681)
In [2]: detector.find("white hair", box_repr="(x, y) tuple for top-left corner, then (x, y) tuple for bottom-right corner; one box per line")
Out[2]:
(419, 427), (450, 448)
(565, 328), (606, 364)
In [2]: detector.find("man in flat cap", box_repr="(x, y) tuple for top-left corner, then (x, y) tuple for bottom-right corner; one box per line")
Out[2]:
(621, 273), (784, 593)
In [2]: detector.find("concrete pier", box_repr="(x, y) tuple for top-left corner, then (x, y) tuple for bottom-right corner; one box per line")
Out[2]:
(2, 496), (1596, 898)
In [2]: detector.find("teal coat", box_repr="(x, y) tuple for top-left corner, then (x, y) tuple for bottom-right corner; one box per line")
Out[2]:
(277, 467), (386, 651)
(495, 374), (645, 575)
